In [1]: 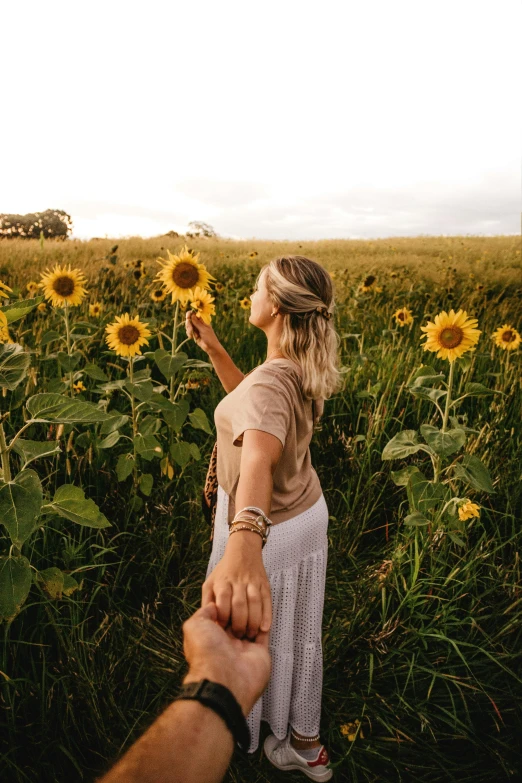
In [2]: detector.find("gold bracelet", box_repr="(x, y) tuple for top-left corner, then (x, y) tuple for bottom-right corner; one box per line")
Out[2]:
(228, 524), (265, 545)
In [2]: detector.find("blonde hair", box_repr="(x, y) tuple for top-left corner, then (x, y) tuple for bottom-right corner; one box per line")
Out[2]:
(258, 255), (343, 403)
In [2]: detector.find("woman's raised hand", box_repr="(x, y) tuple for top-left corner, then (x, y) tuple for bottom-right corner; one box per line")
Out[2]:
(201, 548), (272, 640)
(185, 310), (222, 355)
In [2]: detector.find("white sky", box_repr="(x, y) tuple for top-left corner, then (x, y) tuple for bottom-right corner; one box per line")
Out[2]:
(1, 0), (520, 240)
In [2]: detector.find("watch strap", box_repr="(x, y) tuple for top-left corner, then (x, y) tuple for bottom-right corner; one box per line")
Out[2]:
(174, 679), (251, 753)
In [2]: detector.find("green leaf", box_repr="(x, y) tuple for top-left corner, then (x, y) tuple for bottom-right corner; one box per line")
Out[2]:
(409, 386), (447, 403)
(11, 438), (61, 470)
(41, 330), (61, 346)
(57, 351), (82, 373)
(149, 396), (190, 432)
(82, 363), (109, 382)
(403, 511), (430, 526)
(125, 380), (154, 402)
(0, 556), (32, 622)
(129, 495), (143, 513)
(170, 440), (192, 468)
(391, 465), (421, 486)
(408, 365), (442, 385)
(382, 430), (423, 460)
(456, 354), (473, 372)
(139, 415), (161, 437)
(447, 531), (467, 547)
(44, 484), (111, 528)
(62, 573), (80, 596)
(452, 454), (495, 494)
(0, 343), (31, 390)
(0, 296), (44, 324)
(26, 393), (111, 423)
(420, 424), (466, 457)
(97, 431), (121, 449)
(35, 567), (64, 599)
(407, 470), (447, 514)
(139, 473), (153, 496)
(188, 407), (213, 435)
(116, 453), (134, 481)
(100, 413), (129, 434)
(462, 382), (498, 397)
(134, 433), (163, 461)
(188, 442), (201, 461)
(0, 469), (43, 547)
(154, 349), (188, 380)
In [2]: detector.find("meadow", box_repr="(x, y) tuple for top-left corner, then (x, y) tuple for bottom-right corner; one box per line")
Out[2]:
(0, 234), (521, 782)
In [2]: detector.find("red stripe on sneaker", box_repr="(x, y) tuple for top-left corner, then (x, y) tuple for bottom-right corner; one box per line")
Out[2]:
(308, 746), (329, 767)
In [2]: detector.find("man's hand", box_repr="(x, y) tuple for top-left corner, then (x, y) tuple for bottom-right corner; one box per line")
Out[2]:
(183, 602), (271, 716)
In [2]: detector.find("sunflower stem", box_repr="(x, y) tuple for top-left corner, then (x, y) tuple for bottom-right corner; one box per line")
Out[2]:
(0, 421), (12, 483)
(63, 301), (74, 396)
(169, 300), (180, 402)
(129, 357), (139, 492)
(442, 360), (455, 434)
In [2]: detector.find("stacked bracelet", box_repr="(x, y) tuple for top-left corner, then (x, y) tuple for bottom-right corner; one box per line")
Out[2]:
(228, 506), (272, 547)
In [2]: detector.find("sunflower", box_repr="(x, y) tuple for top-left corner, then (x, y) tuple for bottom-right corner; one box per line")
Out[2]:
(420, 309), (481, 362)
(0, 280), (13, 298)
(133, 269), (145, 282)
(134, 259), (143, 269)
(39, 264), (88, 307)
(360, 274), (377, 292)
(389, 270), (398, 279)
(458, 499), (480, 521)
(239, 297), (251, 310)
(185, 378), (201, 389)
(151, 288), (167, 303)
(0, 311), (11, 342)
(393, 307), (414, 327)
(72, 381), (87, 394)
(26, 281), (40, 295)
(491, 324), (521, 351)
(189, 286), (216, 325)
(340, 721), (365, 741)
(37, 302), (47, 313)
(154, 245), (216, 305)
(249, 251), (258, 258)
(89, 302), (103, 317)
(105, 313), (152, 357)
(214, 282), (225, 292)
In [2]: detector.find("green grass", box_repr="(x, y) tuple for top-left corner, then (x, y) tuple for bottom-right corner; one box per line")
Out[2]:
(0, 234), (521, 782)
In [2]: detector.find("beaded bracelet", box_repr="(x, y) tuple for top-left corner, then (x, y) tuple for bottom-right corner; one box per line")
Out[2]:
(228, 524), (265, 545)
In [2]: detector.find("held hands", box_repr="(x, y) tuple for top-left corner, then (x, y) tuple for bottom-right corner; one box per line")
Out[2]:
(183, 602), (271, 717)
(185, 310), (222, 355)
(201, 544), (273, 640)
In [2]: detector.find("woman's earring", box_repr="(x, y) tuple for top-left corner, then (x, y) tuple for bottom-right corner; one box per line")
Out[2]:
(271, 312), (277, 317)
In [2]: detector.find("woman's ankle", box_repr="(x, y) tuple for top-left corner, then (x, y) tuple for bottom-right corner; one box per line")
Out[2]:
(289, 730), (321, 750)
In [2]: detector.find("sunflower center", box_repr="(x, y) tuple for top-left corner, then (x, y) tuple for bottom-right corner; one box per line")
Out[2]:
(118, 325), (140, 345)
(193, 301), (202, 309)
(398, 312), (405, 321)
(53, 276), (75, 296)
(172, 262), (199, 289)
(502, 330), (515, 342)
(363, 275), (375, 287)
(439, 326), (463, 348)
(154, 290), (163, 297)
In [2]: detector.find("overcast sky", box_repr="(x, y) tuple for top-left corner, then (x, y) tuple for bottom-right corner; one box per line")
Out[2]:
(1, 0), (520, 240)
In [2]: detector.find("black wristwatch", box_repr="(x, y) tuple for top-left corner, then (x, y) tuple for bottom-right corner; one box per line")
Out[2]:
(173, 679), (251, 753)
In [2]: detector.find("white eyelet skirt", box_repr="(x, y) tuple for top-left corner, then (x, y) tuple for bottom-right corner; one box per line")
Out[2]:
(204, 484), (329, 754)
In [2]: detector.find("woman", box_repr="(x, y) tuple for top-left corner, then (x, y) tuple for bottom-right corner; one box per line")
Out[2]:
(185, 255), (342, 781)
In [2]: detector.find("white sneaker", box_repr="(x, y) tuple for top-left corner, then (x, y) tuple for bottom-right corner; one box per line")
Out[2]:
(263, 732), (333, 781)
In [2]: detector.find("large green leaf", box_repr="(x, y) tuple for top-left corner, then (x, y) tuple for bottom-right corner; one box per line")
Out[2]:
(82, 363), (109, 382)
(34, 567), (80, 599)
(391, 465), (421, 486)
(154, 349), (188, 381)
(125, 380), (154, 402)
(409, 366), (446, 388)
(139, 473), (154, 496)
(403, 511), (430, 526)
(0, 556), (32, 622)
(188, 407), (213, 435)
(134, 433), (163, 461)
(406, 470), (447, 514)
(462, 382), (499, 398)
(409, 386), (447, 404)
(116, 452), (134, 482)
(0, 296), (44, 324)
(420, 425), (466, 457)
(100, 413), (129, 434)
(149, 396), (190, 432)
(43, 484), (111, 528)
(11, 438), (62, 470)
(0, 469), (43, 547)
(0, 343), (31, 390)
(26, 393), (111, 423)
(453, 454), (495, 494)
(57, 351), (82, 373)
(170, 440), (193, 468)
(382, 430), (423, 460)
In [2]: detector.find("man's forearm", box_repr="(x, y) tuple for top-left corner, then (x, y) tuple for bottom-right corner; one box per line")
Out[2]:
(97, 697), (235, 783)
(208, 345), (244, 393)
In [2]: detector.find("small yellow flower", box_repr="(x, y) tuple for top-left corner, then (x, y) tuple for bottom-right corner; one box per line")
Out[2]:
(491, 324), (521, 351)
(420, 309), (481, 362)
(0, 311), (11, 342)
(340, 720), (364, 741)
(105, 313), (152, 357)
(73, 381), (87, 394)
(26, 281), (40, 295)
(393, 307), (414, 327)
(37, 302), (47, 313)
(189, 286), (216, 325)
(359, 275), (380, 293)
(239, 297), (251, 310)
(389, 270), (398, 279)
(39, 264), (88, 307)
(151, 288), (167, 303)
(249, 251), (258, 258)
(0, 280), (14, 299)
(186, 378), (201, 389)
(214, 282), (225, 292)
(160, 456), (175, 479)
(458, 499), (480, 521)
(89, 302), (103, 317)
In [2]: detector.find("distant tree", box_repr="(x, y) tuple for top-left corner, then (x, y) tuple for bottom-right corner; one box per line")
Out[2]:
(187, 221), (218, 238)
(0, 209), (73, 239)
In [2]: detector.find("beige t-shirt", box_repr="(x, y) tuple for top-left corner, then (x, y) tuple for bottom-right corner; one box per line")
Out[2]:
(214, 357), (324, 526)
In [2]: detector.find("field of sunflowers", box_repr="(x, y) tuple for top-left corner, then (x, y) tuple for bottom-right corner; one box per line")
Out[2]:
(0, 234), (521, 782)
